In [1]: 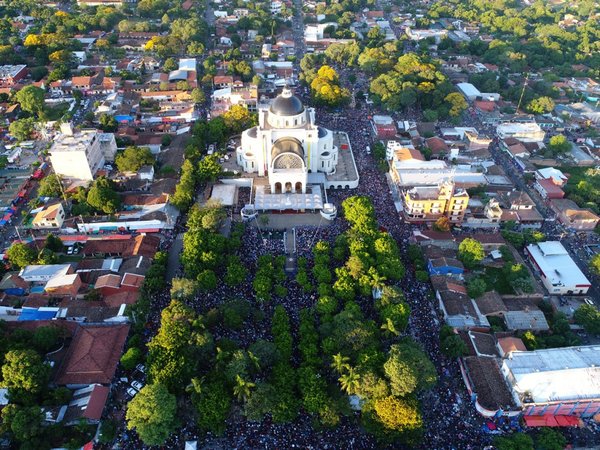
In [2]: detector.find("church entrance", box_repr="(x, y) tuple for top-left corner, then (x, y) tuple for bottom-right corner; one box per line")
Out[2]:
(284, 182), (292, 193)
(274, 182), (282, 194)
(295, 182), (303, 193)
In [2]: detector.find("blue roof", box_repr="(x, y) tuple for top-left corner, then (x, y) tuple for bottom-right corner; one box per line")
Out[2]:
(18, 308), (57, 321)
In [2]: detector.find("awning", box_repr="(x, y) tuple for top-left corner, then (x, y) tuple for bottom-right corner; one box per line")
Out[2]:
(524, 415), (580, 427)
(135, 228), (160, 233)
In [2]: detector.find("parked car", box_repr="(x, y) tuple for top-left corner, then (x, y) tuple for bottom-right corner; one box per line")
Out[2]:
(126, 387), (138, 398)
(131, 381), (144, 391)
(66, 246), (74, 255)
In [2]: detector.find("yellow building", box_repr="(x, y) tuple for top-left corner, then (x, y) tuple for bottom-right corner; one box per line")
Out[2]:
(402, 181), (468, 224)
(32, 203), (65, 229)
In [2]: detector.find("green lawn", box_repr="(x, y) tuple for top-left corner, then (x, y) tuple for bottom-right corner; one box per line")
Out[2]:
(45, 103), (71, 121)
(482, 266), (514, 295)
(58, 254), (84, 263)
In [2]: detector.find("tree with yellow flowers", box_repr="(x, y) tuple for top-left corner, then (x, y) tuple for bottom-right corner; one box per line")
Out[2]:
(309, 65), (350, 107)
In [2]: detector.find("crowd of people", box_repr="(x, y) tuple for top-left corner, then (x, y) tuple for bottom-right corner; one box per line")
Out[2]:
(100, 98), (503, 449)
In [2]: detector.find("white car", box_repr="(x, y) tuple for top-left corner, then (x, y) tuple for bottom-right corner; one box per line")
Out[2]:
(131, 381), (144, 391)
(126, 387), (138, 398)
(136, 364), (145, 374)
(66, 246), (74, 255)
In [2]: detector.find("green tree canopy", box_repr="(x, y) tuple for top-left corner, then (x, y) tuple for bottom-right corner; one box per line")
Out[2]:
(2, 349), (50, 400)
(115, 146), (155, 172)
(37, 174), (63, 198)
(9, 118), (36, 141)
(573, 304), (600, 336)
(15, 86), (45, 117)
(6, 243), (37, 269)
(126, 383), (178, 446)
(493, 433), (534, 450)
(87, 176), (121, 214)
(458, 238), (485, 269)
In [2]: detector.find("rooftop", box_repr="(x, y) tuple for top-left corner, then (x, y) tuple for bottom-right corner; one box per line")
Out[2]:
(50, 129), (99, 153)
(527, 241), (591, 288)
(503, 345), (600, 404)
(55, 324), (130, 385)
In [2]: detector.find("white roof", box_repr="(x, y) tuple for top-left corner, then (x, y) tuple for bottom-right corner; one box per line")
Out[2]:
(254, 185), (323, 210)
(527, 241), (590, 288)
(457, 82), (481, 97)
(178, 58), (196, 71)
(19, 264), (72, 281)
(210, 184), (236, 206)
(496, 122), (543, 133)
(503, 345), (600, 404)
(44, 274), (79, 289)
(536, 167), (567, 183)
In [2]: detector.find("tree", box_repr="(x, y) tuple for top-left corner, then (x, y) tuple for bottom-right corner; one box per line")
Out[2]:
(6, 243), (37, 269)
(222, 104), (256, 134)
(115, 146), (154, 172)
(458, 238), (485, 269)
(2, 349), (50, 399)
(99, 113), (118, 132)
(9, 118), (36, 140)
(338, 367), (360, 395)
(440, 333), (468, 358)
(573, 304), (600, 336)
(330, 353), (350, 375)
(162, 57), (178, 72)
(433, 216), (451, 232)
(590, 254), (600, 276)
(527, 96), (555, 115)
(535, 428), (566, 450)
(384, 340), (437, 396)
(233, 375), (256, 402)
(38, 174), (63, 197)
(548, 134), (571, 155)
(0, 405), (44, 443)
(198, 155), (222, 182)
(372, 396), (423, 433)
(190, 88), (205, 104)
(15, 86), (45, 117)
(467, 278), (487, 299)
(310, 65), (350, 107)
(493, 433), (534, 450)
(170, 278), (197, 300)
(194, 378), (231, 435)
(126, 383), (177, 446)
(197, 269), (217, 291)
(87, 177), (121, 214)
(120, 347), (143, 371)
(44, 234), (64, 252)
(445, 92), (468, 117)
(32, 326), (63, 354)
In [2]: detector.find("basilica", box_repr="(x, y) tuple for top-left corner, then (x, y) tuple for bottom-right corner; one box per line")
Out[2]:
(236, 87), (339, 195)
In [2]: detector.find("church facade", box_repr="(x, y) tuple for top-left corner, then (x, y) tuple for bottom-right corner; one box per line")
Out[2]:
(236, 87), (338, 194)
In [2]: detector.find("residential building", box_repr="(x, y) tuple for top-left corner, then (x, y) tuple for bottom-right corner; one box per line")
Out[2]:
(427, 257), (464, 276)
(456, 83), (500, 102)
(31, 203), (66, 229)
(0, 65), (28, 86)
(496, 123), (545, 143)
(54, 324), (130, 387)
(534, 178), (565, 200)
(526, 241), (591, 295)
(504, 310), (550, 331)
(550, 199), (600, 231)
(432, 276), (489, 329)
(402, 181), (469, 224)
(535, 167), (568, 186)
(49, 124), (117, 181)
(501, 346), (600, 417)
(19, 264), (73, 283)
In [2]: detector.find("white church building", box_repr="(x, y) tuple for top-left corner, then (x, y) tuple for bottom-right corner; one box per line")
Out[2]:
(236, 87), (338, 195)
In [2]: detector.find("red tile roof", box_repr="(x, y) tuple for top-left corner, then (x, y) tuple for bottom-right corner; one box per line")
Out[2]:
(83, 385), (110, 420)
(55, 324), (130, 385)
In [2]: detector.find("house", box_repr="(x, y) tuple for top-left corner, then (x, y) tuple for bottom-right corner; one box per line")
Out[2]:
(474, 291), (506, 316)
(82, 234), (160, 258)
(402, 181), (469, 224)
(54, 324), (130, 387)
(496, 336), (526, 358)
(94, 274), (122, 296)
(62, 384), (110, 424)
(427, 257), (464, 276)
(550, 199), (600, 231)
(496, 123), (545, 143)
(44, 274), (82, 297)
(0, 65), (28, 86)
(19, 264), (73, 283)
(504, 310), (550, 331)
(535, 167), (568, 186)
(526, 241), (591, 295)
(502, 138), (530, 159)
(32, 203), (66, 229)
(431, 276), (489, 329)
(534, 178), (565, 200)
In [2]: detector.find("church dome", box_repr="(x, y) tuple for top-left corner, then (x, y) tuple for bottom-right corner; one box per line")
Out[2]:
(270, 87), (304, 116)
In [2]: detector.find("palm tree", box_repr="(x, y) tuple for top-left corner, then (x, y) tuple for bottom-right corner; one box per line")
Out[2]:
(247, 351), (261, 372)
(233, 375), (255, 402)
(330, 352), (350, 375)
(338, 367), (360, 395)
(185, 376), (204, 396)
(380, 317), (399, 337)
